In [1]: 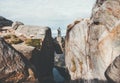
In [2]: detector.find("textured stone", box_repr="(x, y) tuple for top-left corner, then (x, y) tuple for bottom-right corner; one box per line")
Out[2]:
(0, 37), (28, 83)
(65, 0), (120, 82)
(11, 27), (55, 83)
(105, 55), (120, 83)
(0, 23), (56, 82)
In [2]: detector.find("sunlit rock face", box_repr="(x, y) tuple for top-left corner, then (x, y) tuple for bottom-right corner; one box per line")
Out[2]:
(65, 18), (91, 81)
(65, 0), (120, 82)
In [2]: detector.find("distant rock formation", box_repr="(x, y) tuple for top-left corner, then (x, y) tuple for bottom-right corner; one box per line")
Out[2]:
(54, 27), (65, 67)
(65, 0), (120, 82)
(0, 16), (13, 28)
(12, 21), (24, 30)
(105, 55), (120, 83)
(12, 22), (50, 39)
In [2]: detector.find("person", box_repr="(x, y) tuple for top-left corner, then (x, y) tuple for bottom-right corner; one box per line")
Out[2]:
(57, 27), (61, 37)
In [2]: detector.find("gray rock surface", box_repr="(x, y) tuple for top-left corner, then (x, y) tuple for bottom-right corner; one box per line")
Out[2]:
(0, 16), (13, 27)
(105, 55), (120, 83)
(65, 0), (120, 82)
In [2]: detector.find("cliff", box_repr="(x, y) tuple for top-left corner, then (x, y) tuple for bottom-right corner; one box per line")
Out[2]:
(65, 0), (120, 82)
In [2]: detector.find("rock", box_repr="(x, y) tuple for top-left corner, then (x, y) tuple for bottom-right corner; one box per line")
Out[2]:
(1, 22), (56, 82)
(53, 36), (65, 54)
(12, 21), (24, 30)
(56, 27), (65, 52)
(105, 55), (120, 83)
(0, 16), (13, 28)
(54, 33), (65, 67)
(14, 25), (49, 39)
(54, 37), (65, 67)
(3, 34), (23, 44)
(0, 18), (63, 82)
(10, 26), (55, 83)
(65, 18), (91, 81)
(0, 37), (29, 83)
(12, 44), (35, 60)
(65, 0), (120, 82)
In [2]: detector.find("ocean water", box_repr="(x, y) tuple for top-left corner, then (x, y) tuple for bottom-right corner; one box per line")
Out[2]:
(53, 68), (65, 83)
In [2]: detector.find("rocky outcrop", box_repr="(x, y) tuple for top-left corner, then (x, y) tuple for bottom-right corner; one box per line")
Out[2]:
(105, 55), (120, 83)
(10, 26), (55, 83)
(0, 21), (56, 83)
(0, 16), (13, 28)
(0, 37), (36, 83)
(65, 0), (120, 82)
(11, 26), (57, 83)
(30, 28), (55, 83)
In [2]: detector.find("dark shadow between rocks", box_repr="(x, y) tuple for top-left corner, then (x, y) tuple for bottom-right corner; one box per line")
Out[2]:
(30, 28), (55, 83)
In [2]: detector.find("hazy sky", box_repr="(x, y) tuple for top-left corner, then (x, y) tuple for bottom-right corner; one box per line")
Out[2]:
(0, 0), (96, 36)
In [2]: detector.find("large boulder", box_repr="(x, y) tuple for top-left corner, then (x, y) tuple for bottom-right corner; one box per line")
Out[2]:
(65, 0), (120, 82)
(0, 16), (13, 27)
(0, 37), (36, 83)
(105, 55), (120, 83)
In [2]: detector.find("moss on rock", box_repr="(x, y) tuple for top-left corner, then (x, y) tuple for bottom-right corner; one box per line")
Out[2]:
(3, 34), (23, 44)
(25, 39), (42, 49)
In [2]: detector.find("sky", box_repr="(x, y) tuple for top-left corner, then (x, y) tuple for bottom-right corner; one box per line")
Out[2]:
(0, 0), (96, 36)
